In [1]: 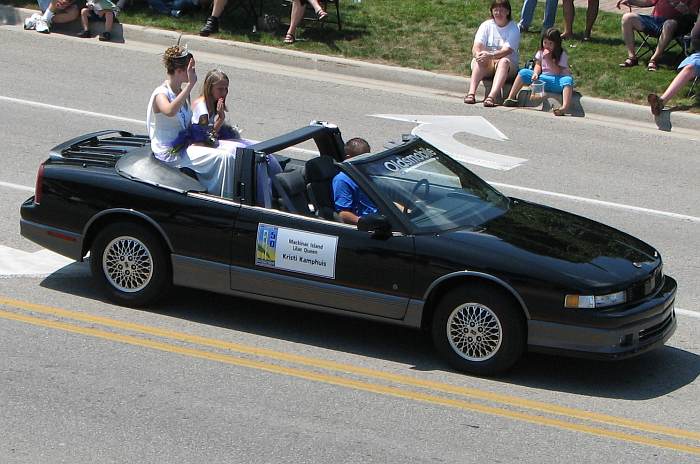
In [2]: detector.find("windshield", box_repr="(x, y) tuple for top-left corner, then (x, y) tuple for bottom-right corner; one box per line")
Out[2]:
(352, 141), (510, 233)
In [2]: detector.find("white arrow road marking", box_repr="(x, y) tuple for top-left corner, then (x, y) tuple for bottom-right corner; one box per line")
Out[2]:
(371, 114), (527, 171)
(0, 245), (83, 277)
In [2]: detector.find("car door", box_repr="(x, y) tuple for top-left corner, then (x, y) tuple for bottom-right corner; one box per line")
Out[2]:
(230, 206), (415, 320)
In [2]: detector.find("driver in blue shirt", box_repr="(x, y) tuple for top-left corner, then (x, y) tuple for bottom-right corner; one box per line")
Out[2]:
(333, 138), (378, 225)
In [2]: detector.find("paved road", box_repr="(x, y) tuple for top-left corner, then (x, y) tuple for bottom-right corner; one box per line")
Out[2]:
(1, 26), (699, 463)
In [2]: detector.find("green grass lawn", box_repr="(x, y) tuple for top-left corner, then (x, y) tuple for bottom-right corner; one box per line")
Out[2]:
(10, 0), (698, 110)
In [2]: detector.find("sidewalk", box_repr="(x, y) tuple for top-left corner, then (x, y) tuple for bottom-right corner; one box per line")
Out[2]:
(2, 4), (697, 133)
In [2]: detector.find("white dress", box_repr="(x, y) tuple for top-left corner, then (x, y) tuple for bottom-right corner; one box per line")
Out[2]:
(146, 83), (238, 197)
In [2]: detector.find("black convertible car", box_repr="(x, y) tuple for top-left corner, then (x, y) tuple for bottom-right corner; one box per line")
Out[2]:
(20, 122), (677, 375)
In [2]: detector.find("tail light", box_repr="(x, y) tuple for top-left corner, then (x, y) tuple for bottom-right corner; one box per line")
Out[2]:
(34, 163), (45, 205)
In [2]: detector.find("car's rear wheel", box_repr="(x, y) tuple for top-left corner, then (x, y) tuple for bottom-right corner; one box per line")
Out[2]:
(432, 286), (525, 376)
(90, 223), (170, 306)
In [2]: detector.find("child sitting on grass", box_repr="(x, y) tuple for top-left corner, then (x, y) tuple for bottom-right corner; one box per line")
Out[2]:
(78, 0), (117, 41)
(503, 27), (574, 116)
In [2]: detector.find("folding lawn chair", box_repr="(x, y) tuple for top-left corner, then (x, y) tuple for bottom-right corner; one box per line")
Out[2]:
(635, 29), (688, 61)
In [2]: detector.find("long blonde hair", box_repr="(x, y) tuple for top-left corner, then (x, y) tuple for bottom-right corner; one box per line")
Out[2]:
(200, 69), (229, 116)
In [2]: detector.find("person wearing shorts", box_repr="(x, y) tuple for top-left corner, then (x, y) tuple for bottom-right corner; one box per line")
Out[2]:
(464, 0), (521, 107)
(618, 0), (700, 70)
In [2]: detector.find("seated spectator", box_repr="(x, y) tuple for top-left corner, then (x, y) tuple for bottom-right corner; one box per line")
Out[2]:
(647, 51), (699, 114)
(283, 0), (328, 44)
(24, 0), (79, 33)
(503, 28), (575, 116)
(617, 0), (699, 71)
(78, 0), (117, 41)
(464, 0), (520, 107)
(333, 138), (377, 225)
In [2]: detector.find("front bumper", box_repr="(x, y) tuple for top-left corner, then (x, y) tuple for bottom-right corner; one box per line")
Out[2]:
(527, 276), (677, 360)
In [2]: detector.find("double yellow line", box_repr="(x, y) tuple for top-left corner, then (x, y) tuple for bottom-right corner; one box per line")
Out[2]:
(1, 295), (698, 455)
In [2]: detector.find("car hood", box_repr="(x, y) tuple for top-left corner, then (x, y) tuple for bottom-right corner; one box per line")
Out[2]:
(438, 199), (659, 290)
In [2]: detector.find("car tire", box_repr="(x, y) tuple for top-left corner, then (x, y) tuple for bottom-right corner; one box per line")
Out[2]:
(432, 286), (525, 376)
(90, 222), (170, 307)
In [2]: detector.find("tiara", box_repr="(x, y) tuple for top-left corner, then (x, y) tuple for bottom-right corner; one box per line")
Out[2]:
(172, 43), (190, 59)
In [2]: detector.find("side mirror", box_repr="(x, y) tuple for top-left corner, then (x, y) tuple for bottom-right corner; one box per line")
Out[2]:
(357, 214), (392, 238)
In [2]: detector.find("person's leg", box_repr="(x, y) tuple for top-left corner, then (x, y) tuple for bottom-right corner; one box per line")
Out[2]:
(211, 0), (226, 17)
(621, 13), (643, 60)
(306, 0), (326, 15)
(103, 11), (113, 32)
(80, 7), (89, 30)
(53, 4), (78, 23)
(660, 65), (696, 101)
(584, 0), (599, 39)
(542, 0), (558, 30)
(506, 69), (532, 100)
(559, 76), (574, 112)
(518, 0), (536, 30)
(649, 19), (678, 65)
(285, 0), (305, 41)
(466, 58), (492, 101)
(488, 58), (513, 102)
(562, 0), (574, 38)
(200, 0), (226, 35)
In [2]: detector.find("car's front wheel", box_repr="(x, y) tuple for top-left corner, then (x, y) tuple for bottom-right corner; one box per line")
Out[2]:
(90, 223), (170, 307)
(432, 286), (525, 376)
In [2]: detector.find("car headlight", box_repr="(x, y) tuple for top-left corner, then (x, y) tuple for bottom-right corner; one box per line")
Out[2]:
(564, 291), (627, 309)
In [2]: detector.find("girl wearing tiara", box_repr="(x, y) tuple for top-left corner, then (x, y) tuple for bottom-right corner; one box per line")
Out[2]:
(146, 45), (239, 197)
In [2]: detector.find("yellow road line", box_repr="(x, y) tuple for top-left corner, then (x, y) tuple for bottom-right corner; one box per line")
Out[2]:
(1, 296), (699, 443)
(1, 308), (699, 456)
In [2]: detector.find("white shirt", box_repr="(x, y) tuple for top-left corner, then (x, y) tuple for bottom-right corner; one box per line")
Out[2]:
(146, 83), (192, 162)
(473, 19), (520, 66)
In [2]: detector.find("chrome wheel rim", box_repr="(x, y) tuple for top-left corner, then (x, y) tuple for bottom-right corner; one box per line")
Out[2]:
(446, 302), (502, 362)
(102, 236), (153, 293)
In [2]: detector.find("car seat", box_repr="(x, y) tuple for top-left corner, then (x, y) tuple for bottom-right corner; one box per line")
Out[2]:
(305, 156), (339, 220)
(272, 170), (313, 216)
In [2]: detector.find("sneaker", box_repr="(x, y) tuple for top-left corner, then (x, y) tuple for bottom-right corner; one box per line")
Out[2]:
(518, 23), (529, 33)
(35, 17), (51, 33)
(24, 13), (41, 30)
(170, 9), (183, 17)
(77, 29), (91, 38)
(199, 15), (219, 36)
(98, 31), (112, 41)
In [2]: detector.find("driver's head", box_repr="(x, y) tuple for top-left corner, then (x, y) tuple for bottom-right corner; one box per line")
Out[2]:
(344, 138), (371, 160)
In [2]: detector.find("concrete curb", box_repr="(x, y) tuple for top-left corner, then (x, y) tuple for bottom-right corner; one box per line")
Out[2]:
(5, 5), (700, 132)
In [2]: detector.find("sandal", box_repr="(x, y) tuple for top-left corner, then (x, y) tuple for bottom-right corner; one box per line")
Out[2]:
(648, 93), (664, 116)
(503, 98), (518, 107)
(283, 33), (295, 44)
(316, 9), (328, 20)
(619, 57), (638, 68)
(553, 108), (566, 116)
(647, 60), (658, 71)
(463, 93), (476, 104)
(483, 96), (496, 107)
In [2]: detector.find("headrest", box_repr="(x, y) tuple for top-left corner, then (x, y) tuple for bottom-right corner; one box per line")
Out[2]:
(305, 156), (338, 182)
(273, 170), (306, 195)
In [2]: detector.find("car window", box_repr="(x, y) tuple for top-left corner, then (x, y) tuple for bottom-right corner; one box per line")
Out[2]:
(352, 141), (510, 233)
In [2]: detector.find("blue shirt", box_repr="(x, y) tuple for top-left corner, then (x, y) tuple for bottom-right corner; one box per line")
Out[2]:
(332, 172), (378, 217)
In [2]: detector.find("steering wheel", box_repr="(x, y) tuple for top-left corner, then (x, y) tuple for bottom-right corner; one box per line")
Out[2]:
(399, 179), (429, 218)
(411, 179), (430, 199)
